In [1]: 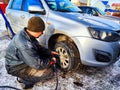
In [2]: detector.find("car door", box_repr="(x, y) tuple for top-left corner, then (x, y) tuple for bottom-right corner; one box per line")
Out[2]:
(28, 0), (54, 47)
(6, 0), (29, 33)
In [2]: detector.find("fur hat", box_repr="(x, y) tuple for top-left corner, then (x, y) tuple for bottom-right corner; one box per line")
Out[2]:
(27, 16), (45, 32)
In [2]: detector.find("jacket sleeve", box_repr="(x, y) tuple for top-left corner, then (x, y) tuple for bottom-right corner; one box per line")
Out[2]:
(18, 41), (51, 70)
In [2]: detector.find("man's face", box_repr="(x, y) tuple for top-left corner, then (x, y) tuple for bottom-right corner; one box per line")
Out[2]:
(26, 29), (44, 38)
(34, 31), (43, 38)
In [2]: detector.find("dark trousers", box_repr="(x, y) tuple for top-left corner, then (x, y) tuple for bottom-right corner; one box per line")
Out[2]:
(11, 66), (54, 84)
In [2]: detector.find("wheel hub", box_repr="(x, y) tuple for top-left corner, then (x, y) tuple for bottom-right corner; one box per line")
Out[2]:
(56, 47), (70, 69)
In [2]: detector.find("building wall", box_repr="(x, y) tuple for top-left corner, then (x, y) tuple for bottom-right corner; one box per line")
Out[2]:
(112, 3), (120, 10)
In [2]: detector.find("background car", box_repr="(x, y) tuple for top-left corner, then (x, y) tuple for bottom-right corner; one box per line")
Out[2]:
(78, 6), (106, 16)
(78, 6), (120, 24)
(6, 0), (120, 72)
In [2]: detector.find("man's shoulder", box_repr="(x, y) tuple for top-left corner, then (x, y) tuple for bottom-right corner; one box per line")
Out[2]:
(14, 29), (30, 48)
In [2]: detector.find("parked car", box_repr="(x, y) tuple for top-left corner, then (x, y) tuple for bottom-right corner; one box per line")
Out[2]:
(78, 6), (120, 24)
(78, 6), (105, 16)
(6, 0), (120, 72)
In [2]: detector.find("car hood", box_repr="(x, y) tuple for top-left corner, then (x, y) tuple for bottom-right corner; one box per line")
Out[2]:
(100, 15), (120, 24)
(54, 12), (120, 31)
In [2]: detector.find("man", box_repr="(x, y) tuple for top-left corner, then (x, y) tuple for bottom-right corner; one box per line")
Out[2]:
(5, 16), (58, 89)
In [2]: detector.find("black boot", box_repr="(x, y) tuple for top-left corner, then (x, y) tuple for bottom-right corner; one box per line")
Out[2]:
(17, 77), (34, 89)
(23, 83), (34, 89)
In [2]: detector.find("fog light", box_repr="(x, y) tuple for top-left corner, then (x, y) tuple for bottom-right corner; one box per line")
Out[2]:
(94, 49), (112, 62)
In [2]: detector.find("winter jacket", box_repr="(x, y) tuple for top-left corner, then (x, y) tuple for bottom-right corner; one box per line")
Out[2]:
(5, 28), (52, 74)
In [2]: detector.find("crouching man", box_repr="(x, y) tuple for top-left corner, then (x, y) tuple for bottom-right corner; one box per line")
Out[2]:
(5, 16), (59, 89)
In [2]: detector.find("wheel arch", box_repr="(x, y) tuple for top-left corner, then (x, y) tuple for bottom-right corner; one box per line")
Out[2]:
(48, 34), (82, 71)
(48, 34), (81, 59)
(49, 34), (72, 48)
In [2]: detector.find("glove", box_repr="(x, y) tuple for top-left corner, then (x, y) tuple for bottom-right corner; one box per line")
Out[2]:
(49, 59), (55, 65)
(49, 54), (61, 70)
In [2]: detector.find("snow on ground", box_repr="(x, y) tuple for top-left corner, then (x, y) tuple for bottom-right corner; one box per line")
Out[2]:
(0, 15), (120, 90)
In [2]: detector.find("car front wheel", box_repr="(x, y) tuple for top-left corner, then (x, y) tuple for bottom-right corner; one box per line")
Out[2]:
(54, 41), (80, 72)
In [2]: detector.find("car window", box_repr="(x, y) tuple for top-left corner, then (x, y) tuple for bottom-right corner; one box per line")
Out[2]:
(92, 9), (98, 16)
(82, 8), (95, 15)
(80, 7), (92, 14)
(11, 0), (23, 10)
(86, 8), (92, 14)
(78, 7), (86, 13)
(22, 0), (44, 12)
(22, 0), (29, 11)
(96, 8), (106, 15)
(45, 0), (81, 12)
(29, 0), (43, 8)
(11, 0), (44, 12)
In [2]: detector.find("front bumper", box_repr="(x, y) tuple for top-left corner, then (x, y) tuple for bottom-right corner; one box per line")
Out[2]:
(73, 37), (120, 67)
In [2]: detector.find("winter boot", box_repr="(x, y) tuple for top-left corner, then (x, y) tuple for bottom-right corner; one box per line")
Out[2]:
(17, 77), (34, 90)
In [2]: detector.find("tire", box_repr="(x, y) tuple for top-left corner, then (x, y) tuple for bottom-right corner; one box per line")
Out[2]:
(54, 41), (80, 72)
(6, 26), (14, 39)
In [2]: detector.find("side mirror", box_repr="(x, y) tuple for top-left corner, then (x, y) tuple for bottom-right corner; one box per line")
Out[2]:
(28, 6), (46, 15)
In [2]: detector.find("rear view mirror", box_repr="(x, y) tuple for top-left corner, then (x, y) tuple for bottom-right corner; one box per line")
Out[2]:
(28, 6), (46, 15)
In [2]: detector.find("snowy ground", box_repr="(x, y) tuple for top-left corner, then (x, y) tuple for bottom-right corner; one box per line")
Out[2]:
(0, 15), (120, 90)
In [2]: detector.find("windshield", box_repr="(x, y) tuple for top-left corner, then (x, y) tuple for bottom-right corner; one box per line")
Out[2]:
(96, 8), (106, 15)
(45, 0), (81, 12)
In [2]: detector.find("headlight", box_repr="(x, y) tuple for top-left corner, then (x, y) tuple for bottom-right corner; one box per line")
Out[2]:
(88, 27), (120, 42)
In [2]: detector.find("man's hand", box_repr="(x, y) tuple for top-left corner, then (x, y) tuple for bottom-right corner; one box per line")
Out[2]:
(50, 52), (61, 69)
(52, 57), (56, 63)
(49, 57), (56, 65)
(50, 51), (60, 69)
(51, 51), (58, 55)
(49, 51), (58, 65)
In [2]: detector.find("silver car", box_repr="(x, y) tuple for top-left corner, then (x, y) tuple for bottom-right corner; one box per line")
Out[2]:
(6, 0), (120, 71)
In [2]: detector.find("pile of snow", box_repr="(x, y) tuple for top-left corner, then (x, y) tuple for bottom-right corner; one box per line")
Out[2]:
(0, 15), (120, 90)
